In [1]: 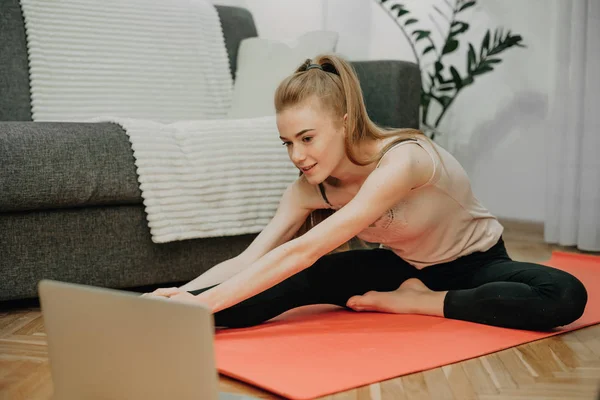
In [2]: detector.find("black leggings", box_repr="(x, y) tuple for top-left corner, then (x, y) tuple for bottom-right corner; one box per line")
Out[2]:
(189, 237), (588, 331)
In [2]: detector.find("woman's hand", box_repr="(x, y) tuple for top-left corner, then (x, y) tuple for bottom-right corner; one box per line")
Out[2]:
(167, 291), (205, 305)
(141, 287), (208, 307)
(141, 287), (182, 298)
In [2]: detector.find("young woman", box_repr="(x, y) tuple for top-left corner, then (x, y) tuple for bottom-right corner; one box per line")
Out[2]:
(143, 54), (588, 331)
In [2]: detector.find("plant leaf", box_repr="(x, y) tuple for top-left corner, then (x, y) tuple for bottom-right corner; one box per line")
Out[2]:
(391, 3), (409, 17)
(423, 45), (436, 55)
(487, 32), (526, 56)
(443, 39), (459, 55)
(413, 30), (431, 41)
(510, 35), (525, 46)
(420, 93), (431, 107)
(459, 1), (476, 12)
(450, 21), (469, 37)
(481, 30), (490, 58)
(438, 95), (452, 107)
(450, 66), (463, 90)
(467, 43), (476, 72)
(473, 65), (494, 76)
(434, 61), (445, 84)
(438, 86), (455, 92)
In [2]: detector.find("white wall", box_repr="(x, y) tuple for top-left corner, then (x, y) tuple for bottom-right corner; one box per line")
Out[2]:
(324, 0), (372, 60)
(213, 0), (557, 222)
(446, 0), (554, 223)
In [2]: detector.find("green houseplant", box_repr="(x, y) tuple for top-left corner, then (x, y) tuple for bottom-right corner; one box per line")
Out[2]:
(376, 0), (525, 141)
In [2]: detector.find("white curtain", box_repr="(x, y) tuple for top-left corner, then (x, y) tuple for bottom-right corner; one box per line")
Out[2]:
(545, 0), (600, 251)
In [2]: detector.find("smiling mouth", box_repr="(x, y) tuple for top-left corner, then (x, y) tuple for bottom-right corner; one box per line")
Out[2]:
(300, 164), (316, 172)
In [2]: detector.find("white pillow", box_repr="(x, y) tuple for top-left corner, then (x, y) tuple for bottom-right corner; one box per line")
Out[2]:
(227, 31), (339, 119)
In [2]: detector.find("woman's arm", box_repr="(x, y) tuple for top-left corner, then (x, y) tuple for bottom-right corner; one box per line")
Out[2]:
(193, 144), (433, 313)
(178, 175), (318, 292)
(177, 256), (246, 291)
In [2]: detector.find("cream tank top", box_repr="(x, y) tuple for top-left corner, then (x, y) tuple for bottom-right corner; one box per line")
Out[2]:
(317, 136), (504, 269)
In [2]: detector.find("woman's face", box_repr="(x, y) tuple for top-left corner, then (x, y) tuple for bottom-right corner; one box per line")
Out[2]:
(276, 97), (346, 185)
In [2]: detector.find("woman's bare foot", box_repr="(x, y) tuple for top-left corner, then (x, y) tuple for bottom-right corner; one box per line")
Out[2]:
(346, 278), (446, 317)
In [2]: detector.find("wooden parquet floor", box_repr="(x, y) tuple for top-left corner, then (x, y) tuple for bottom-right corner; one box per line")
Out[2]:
(1, 220), (599, 400)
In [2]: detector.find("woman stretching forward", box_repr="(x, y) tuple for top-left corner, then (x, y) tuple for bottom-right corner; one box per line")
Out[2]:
(144, 54), (587, 331)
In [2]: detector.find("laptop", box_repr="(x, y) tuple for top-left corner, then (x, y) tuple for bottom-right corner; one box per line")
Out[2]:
(38, 279), (259, 400)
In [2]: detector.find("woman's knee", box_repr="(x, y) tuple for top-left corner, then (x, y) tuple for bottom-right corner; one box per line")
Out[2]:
(542, 272), (588, 328)
(559, 273), (588, 322)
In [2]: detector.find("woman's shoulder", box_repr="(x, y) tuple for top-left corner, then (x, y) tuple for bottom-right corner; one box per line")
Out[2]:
(290, 174), (333, 211)
(376, 136), (438, 189)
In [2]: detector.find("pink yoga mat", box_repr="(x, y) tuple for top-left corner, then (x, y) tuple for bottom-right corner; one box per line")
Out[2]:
(214, 251), (600, 399)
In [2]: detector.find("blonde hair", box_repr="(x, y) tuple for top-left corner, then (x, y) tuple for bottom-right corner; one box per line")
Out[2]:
(274, 54), (437, 250)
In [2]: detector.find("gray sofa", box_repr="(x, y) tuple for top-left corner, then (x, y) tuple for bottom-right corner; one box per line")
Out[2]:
(0, 1), (422, 302)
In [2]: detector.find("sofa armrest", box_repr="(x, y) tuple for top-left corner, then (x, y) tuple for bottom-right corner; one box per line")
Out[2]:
(351, 60), (421, 130)
(0, 121), (142, 212)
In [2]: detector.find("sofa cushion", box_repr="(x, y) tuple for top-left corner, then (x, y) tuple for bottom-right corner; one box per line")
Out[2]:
(227, 31), (339, 118)
(352, 60), (422, 130)
(0, 122), (142, 212)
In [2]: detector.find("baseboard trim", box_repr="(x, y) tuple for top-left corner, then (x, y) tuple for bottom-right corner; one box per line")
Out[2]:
(498, 218), (544, 233)
(498, 218), (545, 244)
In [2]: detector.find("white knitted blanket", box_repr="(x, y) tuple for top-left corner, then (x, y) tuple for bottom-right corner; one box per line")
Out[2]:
(20, 0), (232, 122)
(92, 116), (299, 243)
